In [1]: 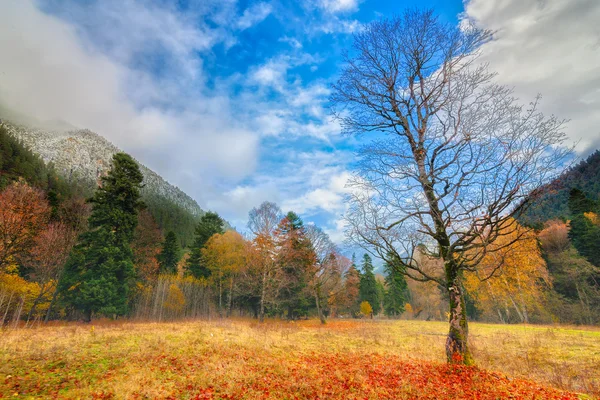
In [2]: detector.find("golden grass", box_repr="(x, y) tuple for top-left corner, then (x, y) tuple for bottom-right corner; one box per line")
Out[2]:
(0, 318), (598, 398)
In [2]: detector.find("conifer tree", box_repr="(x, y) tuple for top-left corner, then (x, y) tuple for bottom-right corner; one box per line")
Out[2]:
(187, 212), (225, 278)
(276, 211), (314, 319)
(568, 189), (600, 267)
(157, 231), (181, 274)
(59, 153), (144, 321)
(359, 254), (381, 315)
(383, 255), (409, 317)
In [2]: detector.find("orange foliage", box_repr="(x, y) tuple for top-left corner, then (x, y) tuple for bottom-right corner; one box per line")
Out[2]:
(539, 220), (570, 254)
(0, 181), (50, 270)
(132, 210), (162, 283)
(5, 350), (577, 399)
(465, 220), (551, 323)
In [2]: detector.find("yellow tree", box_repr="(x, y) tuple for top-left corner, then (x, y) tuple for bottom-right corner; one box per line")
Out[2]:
(247, 201), (283, 322)
(202, 230), (247, 317)
(464, 220), (551, 323)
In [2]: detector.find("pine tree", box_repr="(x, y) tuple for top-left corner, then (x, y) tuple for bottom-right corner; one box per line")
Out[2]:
(359, 254), (381, 315)
(276, 211), (314, 319)
(157, 231), (181, 274)
(59, 153), (144, 321)
(383, 255), (409, 317)
(187, 212), (225, 279)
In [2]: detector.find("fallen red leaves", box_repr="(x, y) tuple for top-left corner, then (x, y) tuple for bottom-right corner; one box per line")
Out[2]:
(3, 347), (580, 399)
(148, 352), (577, 399)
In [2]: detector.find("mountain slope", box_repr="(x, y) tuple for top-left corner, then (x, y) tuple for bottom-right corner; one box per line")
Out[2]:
(520, 150), (600, 228)
(0, 119), (204, 245)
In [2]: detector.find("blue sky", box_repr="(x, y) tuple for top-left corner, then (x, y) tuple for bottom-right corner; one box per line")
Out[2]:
(1, 0), (599, 253)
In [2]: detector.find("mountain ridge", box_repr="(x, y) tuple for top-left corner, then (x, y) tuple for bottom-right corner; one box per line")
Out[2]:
(0, 120), (204, 218)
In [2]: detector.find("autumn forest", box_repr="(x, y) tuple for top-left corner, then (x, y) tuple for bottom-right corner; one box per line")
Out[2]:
(1, 6), (600, 400)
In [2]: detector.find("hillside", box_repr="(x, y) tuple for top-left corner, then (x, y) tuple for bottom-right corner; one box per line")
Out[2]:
(520, 150), (600, 228)
(0, 120), (204, 245)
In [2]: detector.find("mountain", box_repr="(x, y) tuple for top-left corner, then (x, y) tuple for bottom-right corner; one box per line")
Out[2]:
(520, 150), (600, 228)
(0, 119), (204, 245)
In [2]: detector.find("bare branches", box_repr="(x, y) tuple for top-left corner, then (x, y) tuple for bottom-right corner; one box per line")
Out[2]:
(335, 10), (570, 288)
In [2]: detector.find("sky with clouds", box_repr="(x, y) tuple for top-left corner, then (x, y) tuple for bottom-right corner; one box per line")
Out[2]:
(0, 0), (598, 249)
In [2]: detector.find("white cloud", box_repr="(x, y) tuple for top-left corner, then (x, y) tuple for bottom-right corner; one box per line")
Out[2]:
(318, 0), (359, 14)
(463, 0), (600, 154)
(0, 0), (352, 242)
(0, 0), (260, 209)
(279, 36), (303, 49)
(237, 2), (273, 30)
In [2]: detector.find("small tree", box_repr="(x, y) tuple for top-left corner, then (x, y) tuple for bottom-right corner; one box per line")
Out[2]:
(360, 301), (373, 318)
(333, 9), (570, 364)
(59, 153), (144, 321)
(158, 231), (181, 274)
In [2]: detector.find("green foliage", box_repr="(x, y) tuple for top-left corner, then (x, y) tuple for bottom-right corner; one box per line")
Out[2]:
(187, 212), (225, 279)
(520, 150), (600, 228)
(158, 231), (181, 274)
(277, 212), (314, 319)
(0, 125), (71, 212)
(383, 256), (409, 317)
(59, 153), (144, 320)
(143, 194), (200, 247)
(568, 189), (600, 267)
(359, 254), (381, 315)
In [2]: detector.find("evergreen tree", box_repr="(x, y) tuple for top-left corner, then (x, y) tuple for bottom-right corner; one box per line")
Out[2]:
(359, 254), (381, 315)
(59, 153), (144, 321)
(277, 211), (314, 319)
(157, 231), (181, 274)
(568, 189), (600, 267)
(187, 211), (225, 278)
(383, 255), (409, 317)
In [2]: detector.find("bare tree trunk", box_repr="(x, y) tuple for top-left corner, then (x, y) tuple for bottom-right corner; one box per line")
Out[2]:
(227, 278), (234, 318)
(44, 286), (60, 323)
(27, 287), (47, 323)
(445, 264), (473, 365)
(2, 292), (14, 326)
(12, 297), (24, 329)
(259, 267), (267, 323)
(315, 288), (326, 324)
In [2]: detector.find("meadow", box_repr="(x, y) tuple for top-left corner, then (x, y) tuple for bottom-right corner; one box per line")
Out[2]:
(1, 319), (598, 399)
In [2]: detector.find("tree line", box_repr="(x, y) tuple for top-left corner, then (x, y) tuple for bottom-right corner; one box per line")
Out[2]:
(0, 150), (412, 324)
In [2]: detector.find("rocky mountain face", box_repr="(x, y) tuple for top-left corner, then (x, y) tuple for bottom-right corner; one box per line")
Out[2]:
(1, 120), (204, 218)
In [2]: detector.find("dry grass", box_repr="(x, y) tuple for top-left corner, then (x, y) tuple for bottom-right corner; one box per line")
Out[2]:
(0, 318), (597, 398)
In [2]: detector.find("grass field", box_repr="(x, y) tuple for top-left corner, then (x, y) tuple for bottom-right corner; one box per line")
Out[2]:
(1, 319), (598, 399)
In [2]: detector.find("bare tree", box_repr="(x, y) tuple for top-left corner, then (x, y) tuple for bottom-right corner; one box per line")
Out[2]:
(247, 201), (283, 322)
(305, 225), (346, 324)
(331, 9), (570, 364)
(23, 222), (77, 322)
